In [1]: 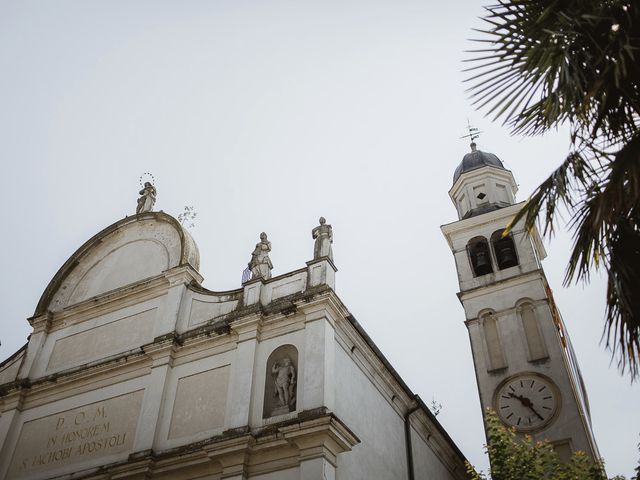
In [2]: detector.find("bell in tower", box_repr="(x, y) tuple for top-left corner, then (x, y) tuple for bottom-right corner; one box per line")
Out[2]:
(469, 237), (493, 276)
(492, 231), (519, 270)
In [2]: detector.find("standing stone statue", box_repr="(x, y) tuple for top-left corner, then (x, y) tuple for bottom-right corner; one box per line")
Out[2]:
(271, 357), (296, 409)
(312, 217), (333, 261)
(249, 232), (273, 280)
(136, 182), (157, 214)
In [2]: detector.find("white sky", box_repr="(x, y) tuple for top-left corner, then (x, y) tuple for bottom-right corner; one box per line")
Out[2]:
(0, 1), (637, 476)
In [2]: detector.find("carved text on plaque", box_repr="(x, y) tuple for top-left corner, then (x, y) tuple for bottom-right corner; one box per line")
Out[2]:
(8, 390), (144, 479)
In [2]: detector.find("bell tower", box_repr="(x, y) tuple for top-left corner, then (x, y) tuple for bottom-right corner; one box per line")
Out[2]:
(441, 142), (600, 460)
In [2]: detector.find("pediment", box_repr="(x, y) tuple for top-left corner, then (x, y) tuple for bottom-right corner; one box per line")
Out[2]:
(36, 212), (200, 314)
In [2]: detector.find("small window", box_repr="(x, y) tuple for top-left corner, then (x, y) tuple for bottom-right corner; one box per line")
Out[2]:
(473, 185), (488, 204)
(468, 236), (493, 276)
(491, 230), (519, 269)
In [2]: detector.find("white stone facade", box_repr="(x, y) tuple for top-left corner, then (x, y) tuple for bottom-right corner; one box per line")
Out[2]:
(0, 212), (468, 480)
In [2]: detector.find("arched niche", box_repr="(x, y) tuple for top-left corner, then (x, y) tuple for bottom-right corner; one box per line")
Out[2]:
(468, 236), (493, 277)
(36, 212), (200, 314)
(263, 345), (298, 419)
(491, 229), (519, 270)
(480, 310), (506, 371)
(517, 300), (548, 361)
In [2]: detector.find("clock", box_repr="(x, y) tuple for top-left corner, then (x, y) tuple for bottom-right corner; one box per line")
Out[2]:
(494, 373), (559, 431)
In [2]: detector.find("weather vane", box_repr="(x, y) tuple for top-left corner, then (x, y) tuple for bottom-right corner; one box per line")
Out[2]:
(460, 119), (482, 150)
(178, 205), (197, 229)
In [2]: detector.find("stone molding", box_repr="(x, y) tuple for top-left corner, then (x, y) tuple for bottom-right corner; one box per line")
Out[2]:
(54, 411), (358, 479)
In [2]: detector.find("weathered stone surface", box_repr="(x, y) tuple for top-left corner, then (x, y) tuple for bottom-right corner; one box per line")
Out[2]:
(168, 365), (230, 439)
(7, 390), (144, 479)
(188, 298), (238, 327)
(47, 308), (156, 372)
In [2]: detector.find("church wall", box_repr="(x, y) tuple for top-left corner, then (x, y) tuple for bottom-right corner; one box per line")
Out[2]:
(28, 298), (162, 378)
(410, 426), (461, 480)
(333, 345), (409, 480)
(183, 293), (240, 329)
(0, 352), (23, 386)
(47, 308), (157, 373)
(154, 349), (234, 451)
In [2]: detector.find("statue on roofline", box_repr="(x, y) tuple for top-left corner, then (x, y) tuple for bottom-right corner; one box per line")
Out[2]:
(312, 217), (333, 261)
(249, 232), (273, 280)
(136, 182), (156, 214)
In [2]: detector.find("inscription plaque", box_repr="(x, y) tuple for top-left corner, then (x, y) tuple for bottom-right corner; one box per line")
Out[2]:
(8, 390), (144, 479)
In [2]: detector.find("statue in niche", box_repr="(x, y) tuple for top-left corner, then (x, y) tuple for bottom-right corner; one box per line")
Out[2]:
(249, 232), (273, 280)
(264, 345), (298, 418)
(312, 217), (333, 261)
(271, 357), (296, 413)
(136, 182), (157, 214)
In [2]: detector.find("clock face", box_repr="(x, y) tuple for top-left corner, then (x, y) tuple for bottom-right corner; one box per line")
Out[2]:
(494, 374), (559, 432)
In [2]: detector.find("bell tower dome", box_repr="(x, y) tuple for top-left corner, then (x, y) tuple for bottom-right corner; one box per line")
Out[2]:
(449, 142), (518, 220)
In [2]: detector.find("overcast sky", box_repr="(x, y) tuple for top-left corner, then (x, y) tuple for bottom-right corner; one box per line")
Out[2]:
(0, 1), (638, 476)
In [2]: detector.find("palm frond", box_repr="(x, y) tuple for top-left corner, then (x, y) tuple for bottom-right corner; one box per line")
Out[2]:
(471, 0), (640, 378)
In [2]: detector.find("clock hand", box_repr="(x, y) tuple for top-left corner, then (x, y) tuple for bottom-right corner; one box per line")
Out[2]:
(527, 405), (544, 421)
(508, 393), (544, 421)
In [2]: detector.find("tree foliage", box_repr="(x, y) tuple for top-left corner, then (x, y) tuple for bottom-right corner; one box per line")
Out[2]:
(466, 0), (640, 378)
(467, 411), (609, 480)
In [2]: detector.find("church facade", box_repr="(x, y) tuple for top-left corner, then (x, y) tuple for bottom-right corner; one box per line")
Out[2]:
(0, 206), (469, 479)
(0, 144), (601, 479)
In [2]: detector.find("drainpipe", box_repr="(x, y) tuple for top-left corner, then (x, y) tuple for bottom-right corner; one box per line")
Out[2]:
(404, 395), (420, 480)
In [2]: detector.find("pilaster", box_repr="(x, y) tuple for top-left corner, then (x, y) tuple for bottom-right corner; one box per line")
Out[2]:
(300, 307), (336, 412)
(226, 315), (262, 430)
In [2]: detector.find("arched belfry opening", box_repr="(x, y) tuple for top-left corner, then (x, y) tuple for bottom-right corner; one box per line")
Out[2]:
(491, 229), (518, 270)
(468, 236), (493, 276)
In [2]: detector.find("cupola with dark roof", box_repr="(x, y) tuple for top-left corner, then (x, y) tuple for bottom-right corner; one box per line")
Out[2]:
(453, 142), (505, 184)
(448, 142), (518, 220)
